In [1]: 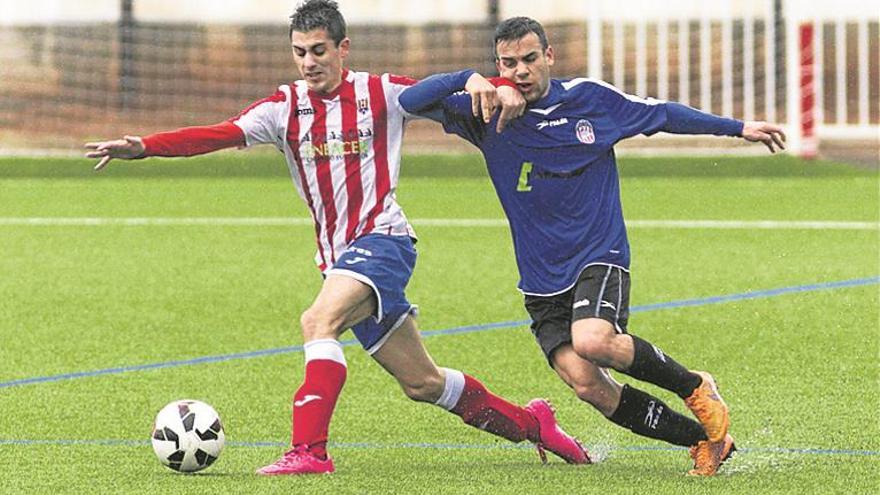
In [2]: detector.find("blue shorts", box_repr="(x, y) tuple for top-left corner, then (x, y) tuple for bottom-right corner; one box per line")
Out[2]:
(325, 234), (417, 354)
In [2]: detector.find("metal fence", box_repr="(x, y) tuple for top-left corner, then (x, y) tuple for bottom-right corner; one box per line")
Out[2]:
(0, 1), (876, 153)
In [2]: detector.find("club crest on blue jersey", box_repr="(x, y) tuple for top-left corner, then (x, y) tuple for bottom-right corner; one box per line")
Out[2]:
(575, 119), (595, 144)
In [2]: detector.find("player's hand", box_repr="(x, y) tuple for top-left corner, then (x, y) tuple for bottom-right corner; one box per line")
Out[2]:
(741, 121), (786, 153)
(465, 73), (498, 124)
(495, 85), (525, 133)
(84, 135), (146, 171)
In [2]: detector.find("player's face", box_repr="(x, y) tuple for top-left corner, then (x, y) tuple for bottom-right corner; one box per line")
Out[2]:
(495, 33), (554, 103)
(291, 29), (350, 94)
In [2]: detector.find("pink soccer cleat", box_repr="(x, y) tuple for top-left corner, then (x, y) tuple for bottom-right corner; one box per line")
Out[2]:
(525, 399), (591, 465)
(256, 445), (335, 476)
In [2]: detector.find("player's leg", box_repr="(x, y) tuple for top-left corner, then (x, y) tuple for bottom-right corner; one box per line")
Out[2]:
(571, 317), (698, 396)
(564, 322), (736, 475)
(330, 233), (554, 451)
(371, 315), (589, 464)
(369, 314), (444, 402)
(570, 318), (700, 400)
(257, 274), (376, 476)
(293, 274), (377, 451)
(571, 318), (729, 441)
(371, 315), (536, 443)
(551, 345), (707, 447)
(550, 345), (620, 416)
(526, 290), (708, 449)
(568, 266), (729, 443)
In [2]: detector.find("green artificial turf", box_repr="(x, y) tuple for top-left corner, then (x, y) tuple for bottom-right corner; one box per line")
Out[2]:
(0, 154), (877, 493)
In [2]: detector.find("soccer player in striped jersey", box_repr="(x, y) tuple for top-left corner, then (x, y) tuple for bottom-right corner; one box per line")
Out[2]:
(85, 1), (589, 476)
(399, 16), (786, 476)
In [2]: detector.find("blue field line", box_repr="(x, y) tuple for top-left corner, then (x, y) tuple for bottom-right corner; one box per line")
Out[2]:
(0, 438), (876, 457)
(1, 276), (877, 390)
(631, 276), (880, 312)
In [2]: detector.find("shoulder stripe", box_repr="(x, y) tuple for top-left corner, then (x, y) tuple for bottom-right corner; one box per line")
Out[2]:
(388, 74), (419, 87)
(229, 87), (288, 123)
(561, 77), (665, 105)
(560, 78), (591, 90)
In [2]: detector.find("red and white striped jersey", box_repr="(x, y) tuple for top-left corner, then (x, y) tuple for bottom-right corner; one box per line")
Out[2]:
(231, 69), (419, 272)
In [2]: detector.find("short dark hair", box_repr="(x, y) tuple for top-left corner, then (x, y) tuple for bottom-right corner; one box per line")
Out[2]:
(289, 0), (346, 45)
(493, 17), (549, 58)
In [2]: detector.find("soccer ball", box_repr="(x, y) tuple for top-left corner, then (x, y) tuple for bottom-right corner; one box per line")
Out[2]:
(151, 400), (225, 473)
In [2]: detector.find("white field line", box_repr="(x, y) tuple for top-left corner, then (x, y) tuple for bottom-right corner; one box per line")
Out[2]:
(0, 217), (877, 230)
(628, 220), (878, 230)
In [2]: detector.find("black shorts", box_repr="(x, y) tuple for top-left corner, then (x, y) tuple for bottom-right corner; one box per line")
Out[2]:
(524, 264), (631, 366)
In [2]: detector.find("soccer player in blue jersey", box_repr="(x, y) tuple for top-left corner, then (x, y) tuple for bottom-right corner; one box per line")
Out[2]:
(399, 16), (786, 476)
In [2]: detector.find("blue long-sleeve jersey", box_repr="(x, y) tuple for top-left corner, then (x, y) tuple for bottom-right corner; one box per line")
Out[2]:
(400, 70), (744, 295)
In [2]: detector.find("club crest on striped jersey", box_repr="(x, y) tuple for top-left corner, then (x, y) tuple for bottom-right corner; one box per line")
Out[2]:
(575, 119), (595, 144)
(357, 98), (370, 114)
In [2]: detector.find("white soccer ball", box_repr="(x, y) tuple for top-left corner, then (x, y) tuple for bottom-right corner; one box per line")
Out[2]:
(151, 399), (225, 473)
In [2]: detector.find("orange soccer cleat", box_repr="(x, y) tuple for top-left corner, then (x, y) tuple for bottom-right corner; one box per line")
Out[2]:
(684, 371), (730, 443)
(687, 433), (737, 476)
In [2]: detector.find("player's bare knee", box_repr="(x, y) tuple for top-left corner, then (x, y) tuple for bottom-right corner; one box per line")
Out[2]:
(571, 331), (615, 365)
(299, 308), (339, 341)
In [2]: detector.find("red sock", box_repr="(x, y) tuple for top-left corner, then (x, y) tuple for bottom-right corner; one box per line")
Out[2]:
(291, 357), (347, 458)
(450, 374), (540, 443)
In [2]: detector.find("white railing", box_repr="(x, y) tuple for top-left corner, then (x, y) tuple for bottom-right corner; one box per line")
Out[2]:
(585, 0), (878, 156)
(0, 0), (875, 154)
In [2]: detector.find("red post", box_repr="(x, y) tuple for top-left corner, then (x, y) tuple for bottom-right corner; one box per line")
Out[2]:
(799, 22), (818, 159)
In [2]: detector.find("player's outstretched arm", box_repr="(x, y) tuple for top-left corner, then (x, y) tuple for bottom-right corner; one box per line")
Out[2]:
(85, 122), (247, 172)
(84, 135), (145, 171)
(741, 121), (786, 153)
